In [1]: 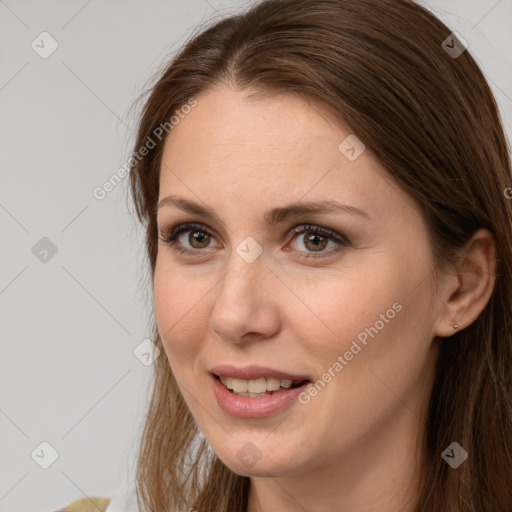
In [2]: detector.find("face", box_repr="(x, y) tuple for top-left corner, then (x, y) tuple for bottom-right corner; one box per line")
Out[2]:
(154, 85), (442, 478)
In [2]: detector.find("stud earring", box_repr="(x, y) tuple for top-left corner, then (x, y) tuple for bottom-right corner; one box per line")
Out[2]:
(453, 322), (459, 329)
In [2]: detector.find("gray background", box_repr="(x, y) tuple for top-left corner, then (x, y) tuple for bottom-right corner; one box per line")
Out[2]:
(0, 1), (511, 511)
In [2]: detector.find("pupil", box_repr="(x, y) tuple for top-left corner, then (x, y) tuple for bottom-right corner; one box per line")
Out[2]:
(306, 233), (327, 251)
(190, 231), (209, 248)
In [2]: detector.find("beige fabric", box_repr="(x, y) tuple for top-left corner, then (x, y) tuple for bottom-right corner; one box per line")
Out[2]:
(55, 497), (111, 512)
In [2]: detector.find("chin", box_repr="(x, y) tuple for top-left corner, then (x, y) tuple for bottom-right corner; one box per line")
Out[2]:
(213, 440), (307, 478)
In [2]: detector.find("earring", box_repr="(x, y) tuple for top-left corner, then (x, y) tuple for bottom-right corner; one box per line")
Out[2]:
(453, 322), (459, 329)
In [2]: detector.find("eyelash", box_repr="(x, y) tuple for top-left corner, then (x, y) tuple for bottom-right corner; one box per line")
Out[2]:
(158, 222), (350, 260)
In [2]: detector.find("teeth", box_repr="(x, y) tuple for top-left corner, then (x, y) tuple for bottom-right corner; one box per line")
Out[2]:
(281, 379), (292, 389)
(247, 378), (266, 393)
(231, 378), (248, 393)
(266, 377), (281, 391)
(218, 375), (301, 393)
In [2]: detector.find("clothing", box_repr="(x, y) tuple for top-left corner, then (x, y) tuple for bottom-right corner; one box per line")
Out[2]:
(54, 497), (110, 512)
(55, 487), (140, 512)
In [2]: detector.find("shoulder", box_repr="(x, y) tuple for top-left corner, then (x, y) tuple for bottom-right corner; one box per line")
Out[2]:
(54, 497), (111, 512)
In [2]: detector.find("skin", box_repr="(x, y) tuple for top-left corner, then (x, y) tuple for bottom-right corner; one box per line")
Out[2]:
(153, 84), (496, 512)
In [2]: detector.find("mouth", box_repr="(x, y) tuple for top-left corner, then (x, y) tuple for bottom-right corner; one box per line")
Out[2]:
(210, 366), (313, 418)
(212, 374), (310, 398)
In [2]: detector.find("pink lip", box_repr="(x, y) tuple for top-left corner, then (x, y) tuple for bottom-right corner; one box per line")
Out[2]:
(211, 373), (311, 418)
(210, 364), (310, 382)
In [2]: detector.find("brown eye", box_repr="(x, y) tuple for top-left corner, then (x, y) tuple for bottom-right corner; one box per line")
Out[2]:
(159, 222), (349, 260)
(287, 224), (348, 259)
(187, 230), (211, 249)
(158, 222), (219, 253)
(300, 232), (329, 252)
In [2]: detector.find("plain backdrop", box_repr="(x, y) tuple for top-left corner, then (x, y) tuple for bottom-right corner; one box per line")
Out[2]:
(1, 1), (511, 511)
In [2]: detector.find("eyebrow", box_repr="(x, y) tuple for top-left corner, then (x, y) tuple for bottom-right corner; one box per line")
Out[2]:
(157, 195), (370, 225)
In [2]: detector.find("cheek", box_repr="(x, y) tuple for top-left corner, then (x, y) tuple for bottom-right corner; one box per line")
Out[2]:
(153, 265), (207, 365)
(289, 269), (402, 355)
(316, 274), (437, 418)
(296, 255), (436, 388)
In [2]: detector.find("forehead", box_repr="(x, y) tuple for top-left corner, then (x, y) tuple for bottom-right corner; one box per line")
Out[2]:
(163, 86), (347, 163)
(158, 86), (414, 223)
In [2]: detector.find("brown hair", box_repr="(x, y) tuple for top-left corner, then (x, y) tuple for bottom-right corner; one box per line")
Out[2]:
(127, 0), (512, 510)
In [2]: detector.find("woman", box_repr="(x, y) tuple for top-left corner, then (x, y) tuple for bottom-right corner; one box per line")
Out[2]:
(57, 0), (512, 510)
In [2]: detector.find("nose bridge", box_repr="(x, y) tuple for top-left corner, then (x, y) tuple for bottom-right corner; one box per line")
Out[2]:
(216, 248), (266, 308)
(209, 248), (278, 341)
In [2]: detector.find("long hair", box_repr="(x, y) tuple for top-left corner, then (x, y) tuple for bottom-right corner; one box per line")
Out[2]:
(127, 0), (512, 510)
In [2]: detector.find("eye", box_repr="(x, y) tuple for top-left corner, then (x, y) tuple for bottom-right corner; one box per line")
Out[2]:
(158, 222), (350, 260)
(158, 222), (219, 253)
(286, 224), (349, 260)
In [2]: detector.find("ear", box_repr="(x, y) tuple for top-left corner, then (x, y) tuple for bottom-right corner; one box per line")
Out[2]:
(434, 228), (497, 337)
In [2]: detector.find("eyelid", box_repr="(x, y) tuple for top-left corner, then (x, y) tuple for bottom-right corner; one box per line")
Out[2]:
(287, 224), (349, 246)
(158, 222), (221, 252)
(167, 222), (218, 242)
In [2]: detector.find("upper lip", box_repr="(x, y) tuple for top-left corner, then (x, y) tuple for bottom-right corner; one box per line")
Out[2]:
(210, 364), (311, 382)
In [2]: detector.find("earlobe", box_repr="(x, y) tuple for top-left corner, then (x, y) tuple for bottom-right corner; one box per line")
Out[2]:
(434, 228), (497, 338)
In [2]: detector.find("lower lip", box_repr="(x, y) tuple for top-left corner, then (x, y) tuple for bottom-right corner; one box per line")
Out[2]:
(211, 374), (310, 418)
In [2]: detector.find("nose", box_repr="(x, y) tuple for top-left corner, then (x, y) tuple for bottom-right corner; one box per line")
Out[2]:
(209, 253), (281, 345)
